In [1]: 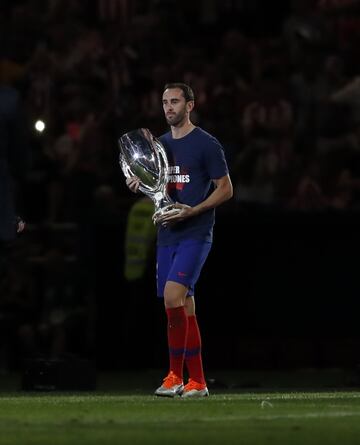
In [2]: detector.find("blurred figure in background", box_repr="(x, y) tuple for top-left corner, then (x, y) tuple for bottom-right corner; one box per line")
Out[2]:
(0, 85), (29, 283)
(0, 84), (30, 371)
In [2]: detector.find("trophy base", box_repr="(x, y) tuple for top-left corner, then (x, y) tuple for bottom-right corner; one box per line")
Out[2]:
(152, 205), (181, 224)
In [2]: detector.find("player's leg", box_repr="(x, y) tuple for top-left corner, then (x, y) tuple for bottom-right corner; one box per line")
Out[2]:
(175, 240), (211, 398)
(182, 296), (209, 397)
(154, 240), (211, 397)
(163, 280), (189, 379)
(162, 240), (210, 390)
(155, 246), (187, 397)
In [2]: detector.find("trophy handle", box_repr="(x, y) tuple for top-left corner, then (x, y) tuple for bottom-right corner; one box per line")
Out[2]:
(119, 153), (132, 179)
(152, 135), (169, 189)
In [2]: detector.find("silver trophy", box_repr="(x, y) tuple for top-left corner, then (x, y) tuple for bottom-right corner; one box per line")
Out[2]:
(119, 128), (181, 223)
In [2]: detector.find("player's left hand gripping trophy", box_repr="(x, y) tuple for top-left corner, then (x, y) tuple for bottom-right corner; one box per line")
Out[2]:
(119, 128), (181, 224)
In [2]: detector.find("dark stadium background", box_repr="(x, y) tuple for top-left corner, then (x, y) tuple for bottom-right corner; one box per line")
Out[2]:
(1, 0), (360, 384)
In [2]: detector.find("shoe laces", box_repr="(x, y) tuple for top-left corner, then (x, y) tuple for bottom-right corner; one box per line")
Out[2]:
(162, 371), (182, 388)
(184, 378), (205, 392)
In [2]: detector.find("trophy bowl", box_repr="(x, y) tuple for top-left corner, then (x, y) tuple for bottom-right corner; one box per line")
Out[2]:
(118, 128), (181, 223)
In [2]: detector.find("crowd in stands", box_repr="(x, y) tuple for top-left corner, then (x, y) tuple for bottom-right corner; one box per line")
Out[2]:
(2, 0), (360, 220)
(1, 0), (360, 370)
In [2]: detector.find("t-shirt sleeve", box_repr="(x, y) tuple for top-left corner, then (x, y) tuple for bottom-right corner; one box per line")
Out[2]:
(204, 138), (229, 179)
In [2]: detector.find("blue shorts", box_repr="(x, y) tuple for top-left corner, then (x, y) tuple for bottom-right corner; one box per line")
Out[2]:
(156, 239), (212, 298)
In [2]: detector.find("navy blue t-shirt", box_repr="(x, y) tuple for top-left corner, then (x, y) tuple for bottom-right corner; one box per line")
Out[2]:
(157, 127), (229, 246)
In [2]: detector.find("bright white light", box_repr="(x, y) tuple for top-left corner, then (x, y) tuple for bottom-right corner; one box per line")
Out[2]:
(35, 120), (45, 133)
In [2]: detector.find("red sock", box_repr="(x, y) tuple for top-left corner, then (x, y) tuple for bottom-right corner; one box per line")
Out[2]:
(166, 306), (188, 379)
(185, 315), (205, 385)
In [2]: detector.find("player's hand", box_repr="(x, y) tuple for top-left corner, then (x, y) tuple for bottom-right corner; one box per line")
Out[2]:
(126, 176), (140, 193)
(157, 203), (194, 227)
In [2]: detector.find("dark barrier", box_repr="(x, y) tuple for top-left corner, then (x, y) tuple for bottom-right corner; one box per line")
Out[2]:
(22, 358), (97, 391)
(95, 207), (360, 370)
(198, 207), (360, 369)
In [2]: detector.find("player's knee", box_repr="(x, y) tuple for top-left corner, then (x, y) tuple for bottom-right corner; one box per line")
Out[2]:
(164, 281), (188, 308)
(185, 297), (195, 315)
(164, 293), (183, 308)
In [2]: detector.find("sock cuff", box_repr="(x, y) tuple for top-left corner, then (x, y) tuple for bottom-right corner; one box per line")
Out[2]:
(166, 306), (186, 317)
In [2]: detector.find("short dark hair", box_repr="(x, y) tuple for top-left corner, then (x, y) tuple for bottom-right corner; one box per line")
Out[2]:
(163, 83), (194, 102)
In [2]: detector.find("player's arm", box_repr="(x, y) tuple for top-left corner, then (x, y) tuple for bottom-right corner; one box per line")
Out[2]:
(159, 174), (233, 224)
(192, 174), (233, 215)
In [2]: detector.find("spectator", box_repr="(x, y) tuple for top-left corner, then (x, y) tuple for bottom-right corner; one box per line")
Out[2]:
(0, 84), (30, 283)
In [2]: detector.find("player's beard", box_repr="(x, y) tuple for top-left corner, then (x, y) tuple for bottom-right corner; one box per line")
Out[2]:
(166, 107), (187, 127)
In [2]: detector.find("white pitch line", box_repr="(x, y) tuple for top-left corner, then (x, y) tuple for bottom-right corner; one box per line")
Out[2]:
(201, 411), (360, 422)
(215, 393), (360, 401)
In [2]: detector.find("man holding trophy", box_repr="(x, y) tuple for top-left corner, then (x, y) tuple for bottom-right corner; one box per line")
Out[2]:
(120, 82), (233, 397)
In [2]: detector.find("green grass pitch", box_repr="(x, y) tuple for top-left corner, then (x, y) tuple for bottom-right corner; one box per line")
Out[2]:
(1, 390), (360, 444)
